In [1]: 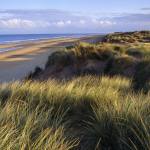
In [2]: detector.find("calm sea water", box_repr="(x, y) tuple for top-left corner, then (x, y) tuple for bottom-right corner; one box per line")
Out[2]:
(0, 34), (90, 53)
(0, 34), (87, 44)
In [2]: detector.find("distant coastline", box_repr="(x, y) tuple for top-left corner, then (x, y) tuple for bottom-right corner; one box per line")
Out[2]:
(0, 33), (98, 44)
(0, 34), (101, 53)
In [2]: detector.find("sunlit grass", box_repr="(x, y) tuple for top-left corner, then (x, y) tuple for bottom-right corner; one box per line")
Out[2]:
(0, 76), (149, 149)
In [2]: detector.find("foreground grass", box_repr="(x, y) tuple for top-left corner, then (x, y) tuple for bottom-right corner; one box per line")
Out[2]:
(0, 76), (149, 150)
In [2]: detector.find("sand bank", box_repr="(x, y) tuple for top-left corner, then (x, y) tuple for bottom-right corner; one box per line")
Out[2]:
(0, 36), (102, 82)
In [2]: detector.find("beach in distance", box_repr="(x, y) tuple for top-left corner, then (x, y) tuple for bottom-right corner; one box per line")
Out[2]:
(0, 34), (102, 82)
(0, 34), (92, 45)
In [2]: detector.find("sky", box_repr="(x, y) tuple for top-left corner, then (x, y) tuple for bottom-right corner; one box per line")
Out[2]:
(0, 0), (150, 34)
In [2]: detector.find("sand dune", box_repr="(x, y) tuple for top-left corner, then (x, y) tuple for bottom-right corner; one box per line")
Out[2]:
(0, 36), (102, 82)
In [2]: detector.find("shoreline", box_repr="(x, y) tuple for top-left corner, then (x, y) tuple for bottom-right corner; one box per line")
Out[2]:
(0, 34), (99, 52)
(0, 35), (103, 83)
(0, 33), (96, 45)
(0, 35), (75, 45)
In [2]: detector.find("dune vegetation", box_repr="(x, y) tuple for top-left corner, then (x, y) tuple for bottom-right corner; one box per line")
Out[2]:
(28, 38), (150, 93)
(0, 31), (150, 150)
(0, 76), (150, 150)
(102, 31), (150, 43)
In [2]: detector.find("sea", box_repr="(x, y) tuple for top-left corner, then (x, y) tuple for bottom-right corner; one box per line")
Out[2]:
(0, 34), (91, 53)
(0, 34), (90, 44)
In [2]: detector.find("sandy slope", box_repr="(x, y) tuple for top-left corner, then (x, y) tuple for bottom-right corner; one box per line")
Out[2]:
(0, 36), (102, 83)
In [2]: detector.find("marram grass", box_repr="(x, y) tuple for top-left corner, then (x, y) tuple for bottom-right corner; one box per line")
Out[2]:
(0, 76), (149, 150)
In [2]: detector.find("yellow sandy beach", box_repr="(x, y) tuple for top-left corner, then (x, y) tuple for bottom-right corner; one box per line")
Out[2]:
(0, 36), (100, 82)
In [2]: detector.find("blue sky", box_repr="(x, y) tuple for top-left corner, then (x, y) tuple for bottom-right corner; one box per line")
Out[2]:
(0, 0), (150, 34)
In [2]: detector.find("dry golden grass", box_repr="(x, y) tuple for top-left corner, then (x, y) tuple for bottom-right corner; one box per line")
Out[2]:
(0, 76), (149, 149)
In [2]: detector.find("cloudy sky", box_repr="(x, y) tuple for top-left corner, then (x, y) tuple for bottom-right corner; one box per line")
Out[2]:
(0, 0), (150, 34)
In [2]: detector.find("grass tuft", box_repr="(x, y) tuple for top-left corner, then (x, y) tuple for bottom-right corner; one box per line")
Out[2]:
(0, 76), (149, 149)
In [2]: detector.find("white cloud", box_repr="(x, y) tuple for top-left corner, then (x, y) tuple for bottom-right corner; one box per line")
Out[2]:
(0, 19), (35, 28)
(0, 18), (52, 29)
(91, 19), (116, 26)
(80, 20), (86, 25)
(66, 20), (72, 25)
(0, 12), (14, 19)
(0, 18), (73, 29)
(0, 17), (118, 31)
(55, 21), (65, 27)
(54, 20), (72, 27)
(0, 9), (150, 33)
